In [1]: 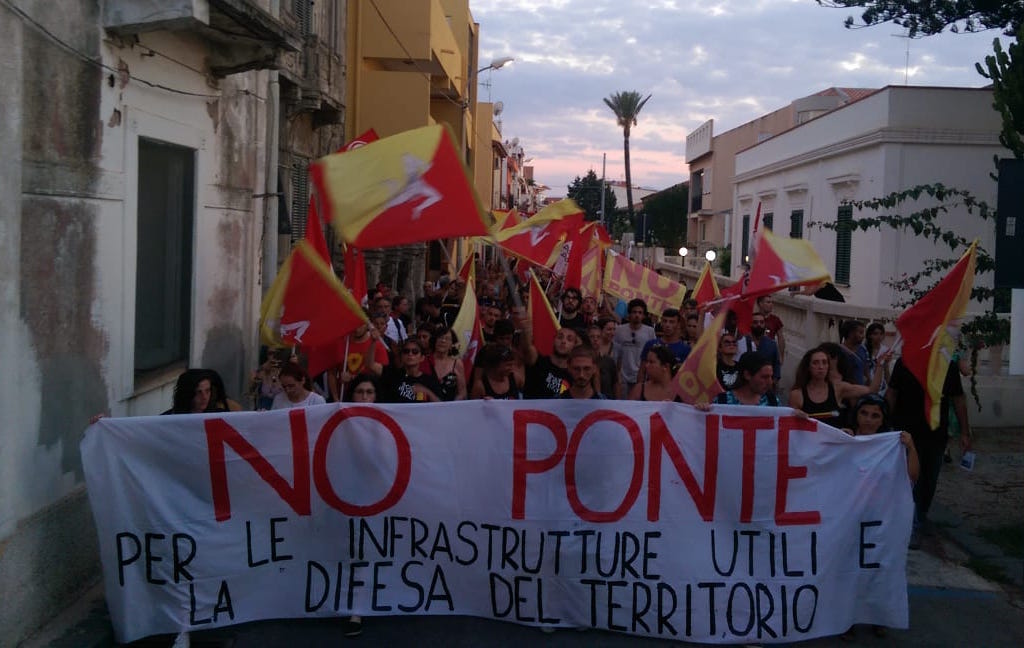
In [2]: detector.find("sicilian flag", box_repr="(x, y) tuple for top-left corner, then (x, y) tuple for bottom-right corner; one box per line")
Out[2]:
(311, 124), (489, 248)
(494, 199), (585, 268)
(896, 241), (978, 429)
(580, 243), (604, 298)
(717, 280), (755, 335)
(691, 261), (721, 306)
(674, 306), (729, 404)
(529, 274), (560, 357)
(259, 240), (368, 351)
(451, 282), (484, 376)
(342, 128), (379, 152)
(493, 208), (522, 232)
(743, 228), (830, 299)
(304, 195), (331, 263)
(457, 253), (476, 286)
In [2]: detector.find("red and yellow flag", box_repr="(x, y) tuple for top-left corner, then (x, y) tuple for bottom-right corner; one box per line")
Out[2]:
(896, 241), (978, 429)
(529, 274), (560, 357)
(493, 199), (584, 268)
(451, 282), (485, 376)
(691, 261), (721, 306)
(674, 306), (729, 405)
(744, 228), (830, 299)
(311, 125), (489, 248)
(341, 128), (379, 152)
(603, 250), (688, 316)
(259, 240), (368, 350)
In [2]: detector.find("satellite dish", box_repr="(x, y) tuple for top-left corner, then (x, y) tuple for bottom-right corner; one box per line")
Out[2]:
(493, 101), (504, 117)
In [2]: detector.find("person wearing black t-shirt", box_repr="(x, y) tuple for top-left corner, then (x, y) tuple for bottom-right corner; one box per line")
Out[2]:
(886, 357), (969, 547)
(518, 315), (578, 399)
(382, 340), (442, 403)
(559, 346), (606, 399)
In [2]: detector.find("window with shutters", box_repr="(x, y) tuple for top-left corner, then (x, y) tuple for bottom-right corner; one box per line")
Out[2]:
(763, 212), (774, 231)
(135, 139), (194, 380)
(835, 205), (853, 285)
(741, 214), (750, 263)
(790, 209), (804, 238)
(293, 0), (312, 36)
(290, 161), (309, 244)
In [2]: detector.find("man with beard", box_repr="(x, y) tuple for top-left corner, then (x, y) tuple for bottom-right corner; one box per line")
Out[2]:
(520, 325), (580, 399)
(736, 311), (781, 388)
(559, 346), (606, 399)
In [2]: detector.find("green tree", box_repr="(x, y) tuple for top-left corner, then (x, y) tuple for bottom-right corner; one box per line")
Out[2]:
(977, 27), (1024, 161)
(642, 183), (689, 251)
(816, 0), (1023, 36)
(603, 91), (651, 225)
(566, 170), (617, 222)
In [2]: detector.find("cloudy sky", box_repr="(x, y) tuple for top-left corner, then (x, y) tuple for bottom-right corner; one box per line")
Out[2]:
(471, 0), (1007, 197)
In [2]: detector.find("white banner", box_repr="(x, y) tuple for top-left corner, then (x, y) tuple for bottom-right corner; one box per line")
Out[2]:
(82, 402), (914, 643)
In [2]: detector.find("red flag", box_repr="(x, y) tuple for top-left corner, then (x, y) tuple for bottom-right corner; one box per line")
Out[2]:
(562, 226), (588, 290)
(259, 240), (368, 351)
(304, 195), (330, 263)
(718, 281), (754, 335)
(457, 253), (476, 286)
(342, 245), (368, 306)
(691, 261), (721, 306)
(341, 128), (380, 152)
(896, 242), (977, 429)
(529, 274), (560, 357)
(743, 229), (830, 300)
(494, 200), (584, 268)
(674, 306), (729, 404)
(312, 125), (489, 248)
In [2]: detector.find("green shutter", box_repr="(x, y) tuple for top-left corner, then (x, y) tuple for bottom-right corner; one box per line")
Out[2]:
(835, 205), (853, 285)
(790, 209), (803, 238)
(763, 212), (774, 231)
(741, 214), (750, 262)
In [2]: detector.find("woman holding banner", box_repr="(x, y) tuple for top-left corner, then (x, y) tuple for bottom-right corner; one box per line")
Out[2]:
(789, 346), (889, 428)
(714, 352), (780, 407)
(271, 364), (326, 410)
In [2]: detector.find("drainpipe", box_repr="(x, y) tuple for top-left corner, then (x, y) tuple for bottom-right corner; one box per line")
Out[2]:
(262, 0), (281, 292)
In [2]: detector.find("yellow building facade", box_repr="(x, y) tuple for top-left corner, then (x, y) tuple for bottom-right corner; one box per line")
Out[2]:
(346, 0), (492, 276)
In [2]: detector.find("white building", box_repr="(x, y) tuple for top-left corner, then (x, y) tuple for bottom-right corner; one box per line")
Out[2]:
(731, 86), (1004, 309)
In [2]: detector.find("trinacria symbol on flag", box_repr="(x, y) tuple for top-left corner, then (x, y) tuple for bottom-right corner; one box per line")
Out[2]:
(382, 154), (441, 220)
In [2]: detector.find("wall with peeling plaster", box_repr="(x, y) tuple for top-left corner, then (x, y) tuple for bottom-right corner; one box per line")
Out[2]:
(0, 3), (273, 642)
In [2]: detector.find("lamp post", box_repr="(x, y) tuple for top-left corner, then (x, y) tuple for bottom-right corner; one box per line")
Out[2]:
(705, 249), (717, 263)
(678, 246), (688, 268)
(478, 57), (514, 102)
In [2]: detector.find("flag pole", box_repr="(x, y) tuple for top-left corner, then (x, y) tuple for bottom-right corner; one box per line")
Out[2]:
(494, 246), (524, 310)
(337, 336), (351, 402)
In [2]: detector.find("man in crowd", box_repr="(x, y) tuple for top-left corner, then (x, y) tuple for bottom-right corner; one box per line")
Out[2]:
(887, 357), (971, 548)
(613, 299), (657, 398)
(519, 320), (579, 399)
(756, 294), (786, 364)
(559, 346), (606, 399)
(385, 295), (411, 343)
(839, 319), (869, 385)
(736, 311), (781, 387)
(638, 308), (690, 381)
(557, 287), (586, 333)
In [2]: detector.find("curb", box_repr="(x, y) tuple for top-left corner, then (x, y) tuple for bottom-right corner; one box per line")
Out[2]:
(930, 501), (1024, 589)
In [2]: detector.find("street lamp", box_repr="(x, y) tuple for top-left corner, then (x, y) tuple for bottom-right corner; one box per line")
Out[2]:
(479, 56), (514, 74)
(678, 246), (688, 269)
(705, 249), (717, 263)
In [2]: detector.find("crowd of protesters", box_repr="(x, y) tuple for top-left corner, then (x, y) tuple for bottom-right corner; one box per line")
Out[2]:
(140, 257), (971, 639)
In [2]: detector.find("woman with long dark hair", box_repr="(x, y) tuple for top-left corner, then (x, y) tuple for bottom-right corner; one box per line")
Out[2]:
(428, 327), (466, 401)
(714, 352), (780, 406)
(628, 345), (678, 402)
(790, 346), (887, 428)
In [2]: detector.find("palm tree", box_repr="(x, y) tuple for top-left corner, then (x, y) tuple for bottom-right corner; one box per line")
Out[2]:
(603, 91), (651, 238)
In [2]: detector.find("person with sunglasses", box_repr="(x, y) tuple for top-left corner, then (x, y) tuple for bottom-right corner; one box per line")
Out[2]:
(716, 334), (741, 389)
(381, 340), (441, 403)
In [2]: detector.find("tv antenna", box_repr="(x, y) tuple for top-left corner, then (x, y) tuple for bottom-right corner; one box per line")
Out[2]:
(891, 32), (912, 85)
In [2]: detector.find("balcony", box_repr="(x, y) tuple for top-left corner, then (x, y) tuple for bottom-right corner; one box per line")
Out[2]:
(103, 0), (300, 77)
(360, 0), (465, 103)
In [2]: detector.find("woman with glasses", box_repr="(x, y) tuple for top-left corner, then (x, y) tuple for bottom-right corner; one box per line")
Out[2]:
(716, 334), (740, 390)
(628, 345), (678, 402)
(382, 340), (442, 403)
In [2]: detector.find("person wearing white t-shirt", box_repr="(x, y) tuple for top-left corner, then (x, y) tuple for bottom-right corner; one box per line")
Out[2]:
(271, 363), (326, 410)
